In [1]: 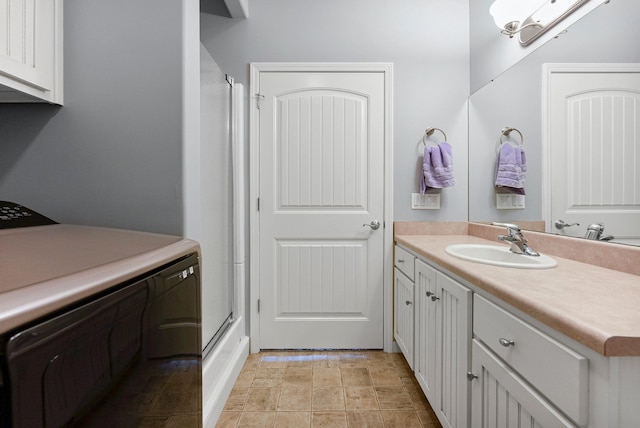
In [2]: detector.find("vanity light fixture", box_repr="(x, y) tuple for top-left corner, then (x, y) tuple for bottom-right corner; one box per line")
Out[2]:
(490, 0), (592, 46)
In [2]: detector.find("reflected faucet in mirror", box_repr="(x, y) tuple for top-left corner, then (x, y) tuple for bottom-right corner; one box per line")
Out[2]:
(584, 223), (614, 242)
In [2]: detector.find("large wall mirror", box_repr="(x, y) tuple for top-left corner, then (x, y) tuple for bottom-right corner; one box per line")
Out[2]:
(468, 0), (640, 246)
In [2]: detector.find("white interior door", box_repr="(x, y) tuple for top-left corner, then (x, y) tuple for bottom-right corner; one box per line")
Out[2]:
(546, 64), (640, 242)
(253, 68), (387, 349)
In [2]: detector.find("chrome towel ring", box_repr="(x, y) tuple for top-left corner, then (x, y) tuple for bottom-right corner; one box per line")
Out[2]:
(423, 127), (447, 145)
(500, 127), (524, 146)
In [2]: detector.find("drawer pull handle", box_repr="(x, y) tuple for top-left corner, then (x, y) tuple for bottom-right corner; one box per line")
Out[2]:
(431, 295), (440, 302)
(397, 259), (405, 264)
(426, 291), (433, 297)
(499, 338), (515, 347)
(405, 300), (412, 306)
(467, 372), (478, 381)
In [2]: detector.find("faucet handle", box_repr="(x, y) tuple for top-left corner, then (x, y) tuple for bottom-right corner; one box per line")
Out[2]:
(493, 222), (539, 256)
(491, 222), (521, 232)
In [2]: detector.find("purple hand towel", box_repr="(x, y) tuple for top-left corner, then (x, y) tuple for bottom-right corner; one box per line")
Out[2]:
(495, 143), (526, 195)
(421, 142), (455, 193)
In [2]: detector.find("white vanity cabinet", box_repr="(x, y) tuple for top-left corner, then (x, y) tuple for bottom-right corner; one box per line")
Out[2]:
(0, 0), (63, 103)
(394, 245), (415, 369)
(414, 258), (472, 428)
(396, 237), (640, 428)
(470, 339), (576, 428)
(470, 294), (588, 428)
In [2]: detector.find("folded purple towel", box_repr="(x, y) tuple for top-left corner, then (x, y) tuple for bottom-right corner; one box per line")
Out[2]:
(495, 143), (526, 195)
(421, 142), (455, 194)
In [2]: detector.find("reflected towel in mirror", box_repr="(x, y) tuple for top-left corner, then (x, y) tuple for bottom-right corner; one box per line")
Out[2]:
(495, 143), (526, 195)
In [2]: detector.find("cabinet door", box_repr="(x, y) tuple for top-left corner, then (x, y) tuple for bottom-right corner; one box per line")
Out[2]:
(415, 260), (438, 403)
(394, 268), (414, 368)
(0, 0), (61, 102)
(434, 271), (472, 428)
(470, 339), (576, 428)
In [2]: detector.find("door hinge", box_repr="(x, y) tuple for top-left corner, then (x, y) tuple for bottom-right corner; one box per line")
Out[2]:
(257, 197), (260, 211)
(256, 93), (265, 109)
(257, 299), (260, 313)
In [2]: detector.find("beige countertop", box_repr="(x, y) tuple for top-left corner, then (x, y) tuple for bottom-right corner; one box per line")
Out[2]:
(0, 224), (200, 334)
(394, 223), (640, 357)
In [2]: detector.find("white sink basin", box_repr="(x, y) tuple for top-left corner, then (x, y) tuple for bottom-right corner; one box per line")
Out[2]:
(445, 244), (557, 269)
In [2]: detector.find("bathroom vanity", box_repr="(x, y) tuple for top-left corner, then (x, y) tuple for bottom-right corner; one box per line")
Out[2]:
(394, 222), (640, 428)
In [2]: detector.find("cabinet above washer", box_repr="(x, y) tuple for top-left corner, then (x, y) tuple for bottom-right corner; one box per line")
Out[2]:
(0, 0), (63, 104)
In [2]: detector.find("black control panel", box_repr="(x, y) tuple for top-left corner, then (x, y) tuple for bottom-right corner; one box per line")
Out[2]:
(0, 201), (57, 229)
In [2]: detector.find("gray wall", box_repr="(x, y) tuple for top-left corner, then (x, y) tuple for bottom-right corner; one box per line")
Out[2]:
(1, 0), (471, 232)
(201, 0), (470, 222)
(0, 0), (185, 235)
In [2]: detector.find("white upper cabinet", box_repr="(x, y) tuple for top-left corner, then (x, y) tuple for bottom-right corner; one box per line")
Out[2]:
(0, 0), (63, 103)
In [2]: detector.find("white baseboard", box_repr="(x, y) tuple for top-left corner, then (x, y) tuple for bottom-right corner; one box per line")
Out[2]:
(202, 318), (249, 427)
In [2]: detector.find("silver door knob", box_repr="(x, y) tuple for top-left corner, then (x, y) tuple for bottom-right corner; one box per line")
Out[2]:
(363, 220), (381, 230)
(555, 219), (580, 230)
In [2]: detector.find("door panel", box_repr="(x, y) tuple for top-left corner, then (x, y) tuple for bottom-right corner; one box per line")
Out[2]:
(415, 260), (437, 403)
(394, 268), (414, 369)
(276, 241), (367, 316)
(435, 272), (471, 428)
(471, 340), (574, 428)
(257, 71), (386, 349)
(548, 67), (640, 241)
(277, 91), (367, 210)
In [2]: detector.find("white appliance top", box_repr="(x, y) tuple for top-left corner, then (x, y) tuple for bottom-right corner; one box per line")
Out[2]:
(0, 224), (200, 334)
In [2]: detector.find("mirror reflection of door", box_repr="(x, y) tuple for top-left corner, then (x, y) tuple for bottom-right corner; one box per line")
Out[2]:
(545, 64), (640, 245)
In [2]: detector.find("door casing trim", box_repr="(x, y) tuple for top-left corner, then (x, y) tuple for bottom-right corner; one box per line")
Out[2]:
(249, 62), (394, 353)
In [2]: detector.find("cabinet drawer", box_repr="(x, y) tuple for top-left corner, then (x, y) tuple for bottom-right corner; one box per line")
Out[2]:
(394, 245), (415, 280)
(473, 294), (588, 426)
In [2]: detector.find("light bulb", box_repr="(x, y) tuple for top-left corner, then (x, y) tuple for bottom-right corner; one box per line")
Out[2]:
(490, 0), (545, 32)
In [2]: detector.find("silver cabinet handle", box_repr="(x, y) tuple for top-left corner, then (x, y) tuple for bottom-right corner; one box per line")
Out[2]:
(431, 295), (440, 302)
(363, 220), (381, 230)
(499, 338), (515, 347)
(467, 372), (478, 381)
(397, 259), (405, 264)
(426, 291), (433, 297)
(405, 300), (412, 306)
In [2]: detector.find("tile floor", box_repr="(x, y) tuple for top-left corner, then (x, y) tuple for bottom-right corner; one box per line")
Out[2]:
(215, 350), (442, 428)
(74, 357), (201, 427)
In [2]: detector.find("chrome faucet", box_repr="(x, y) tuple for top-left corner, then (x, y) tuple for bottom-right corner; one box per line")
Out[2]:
(492, 222), (540, 256)
(584, 223), (615, 241)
